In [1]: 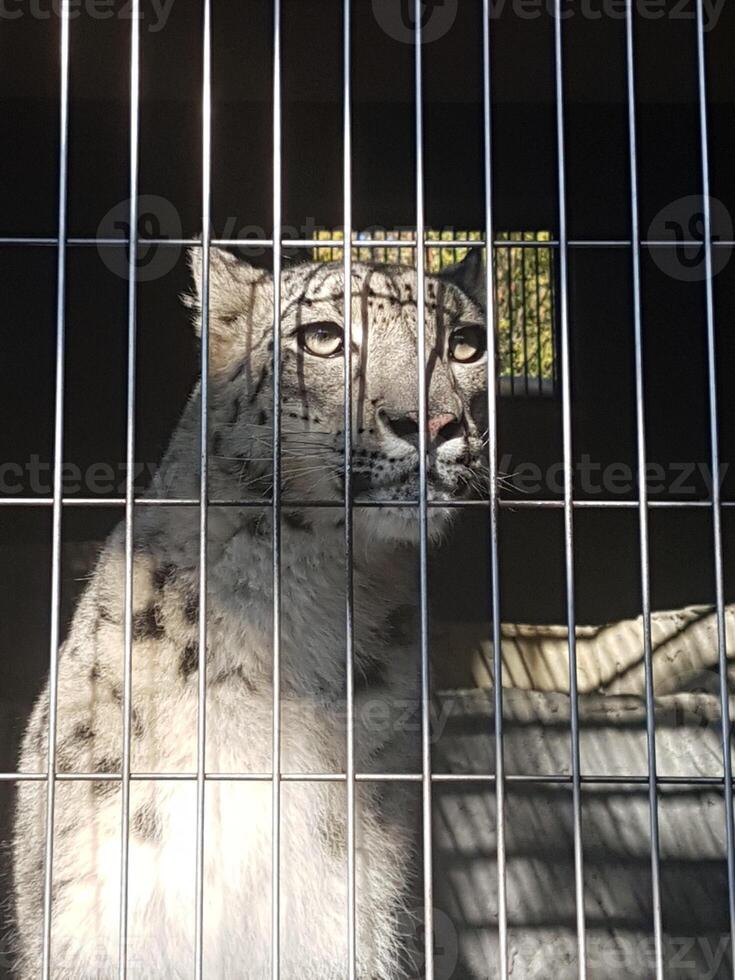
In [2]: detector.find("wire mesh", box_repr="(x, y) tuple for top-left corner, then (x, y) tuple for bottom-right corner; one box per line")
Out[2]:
(1, 1), (731, 978)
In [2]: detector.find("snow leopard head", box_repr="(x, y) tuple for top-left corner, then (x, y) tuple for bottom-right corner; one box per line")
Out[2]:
(186, 247), (489, 542)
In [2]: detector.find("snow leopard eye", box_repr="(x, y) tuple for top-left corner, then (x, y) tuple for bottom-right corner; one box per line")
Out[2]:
(448, 325), (486, 364)
(299, 321), (344, 358)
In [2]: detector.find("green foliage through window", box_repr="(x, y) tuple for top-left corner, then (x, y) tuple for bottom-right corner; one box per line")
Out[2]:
(311, 228), (556, 395)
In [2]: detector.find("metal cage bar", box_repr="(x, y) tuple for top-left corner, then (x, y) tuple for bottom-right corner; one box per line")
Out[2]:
(3, 770), (733, 786)
(194, 1), (213, 975)
(3, 497), (733, 511)
(117, 1), (141, 975)
(342, 1), (357, 976)
(6, 235), (735, 249)
(552, 4), (587, 976)
(271, 1), (284, 975)
(40, 3), (71, 976)
(695, 0), (735, 968)
(481, 3), (508, 976)
(414, 2), (435, 976)
(624, 4), (664, 976)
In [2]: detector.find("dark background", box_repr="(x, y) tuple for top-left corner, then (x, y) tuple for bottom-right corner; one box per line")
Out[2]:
(0, 0), (734, 972)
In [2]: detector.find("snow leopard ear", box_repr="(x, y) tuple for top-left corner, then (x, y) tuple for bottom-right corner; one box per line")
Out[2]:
(441, 247), (486, 306)
(183, 246), (273, 373)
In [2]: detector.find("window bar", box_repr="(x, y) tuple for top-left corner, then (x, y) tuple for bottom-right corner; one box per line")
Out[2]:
(414, 2), (434, 977)
(552, 3), (587, 975)
(624, 4), (663, 976)
(550, 240), (558, 391)
(271, 0), (284, 976)
(505, 243), (514, 391)
(481, 2), (508, 975)
(695, 0), (735, 964)
(40, 3), (71, 976)
(492, 250), (499, 367)
(520, 242), (529, 395)
(193, 0), (213, 976)
(117, 0), (141, 975)
(342, 0), (357, 976)
(534, 237), (543, 394)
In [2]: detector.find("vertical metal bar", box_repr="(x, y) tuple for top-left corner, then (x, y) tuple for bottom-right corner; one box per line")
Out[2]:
(194, 0), (212, 975)
(552, 4), (587, 975)
(271, 0), (283, 976)
(413, 3), (434, 977)
(118, 0), (141, 975)
(342, 2), (356, 977)
(481, 3), (507, 975)
(40, 3), (71, 975)
(624, 5), (664, 976)
(695, 0), (735, 965)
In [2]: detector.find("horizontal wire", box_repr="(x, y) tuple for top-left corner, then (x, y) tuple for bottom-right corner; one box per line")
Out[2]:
(1, 497), (732, 509)
(0, 771), (730, 786)
(1, 236), (734, 249)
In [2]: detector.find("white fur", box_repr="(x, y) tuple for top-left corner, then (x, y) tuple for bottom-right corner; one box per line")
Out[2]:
(12, 253), (487, 978)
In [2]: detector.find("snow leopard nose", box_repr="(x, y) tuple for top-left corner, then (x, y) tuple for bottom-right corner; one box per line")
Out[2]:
(427, 412), (461, 443)
(378, 408), (462, 446)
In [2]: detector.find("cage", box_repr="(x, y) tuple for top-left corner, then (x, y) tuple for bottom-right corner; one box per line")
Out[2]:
(1, 1), (735, 978)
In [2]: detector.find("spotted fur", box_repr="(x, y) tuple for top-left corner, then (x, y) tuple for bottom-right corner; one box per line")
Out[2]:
(12, 249), (488, 979)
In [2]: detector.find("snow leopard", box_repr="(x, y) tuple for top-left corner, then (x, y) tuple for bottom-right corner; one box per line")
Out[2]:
(11, 246), (488, 979)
